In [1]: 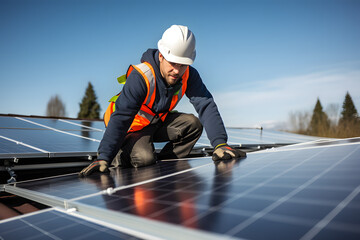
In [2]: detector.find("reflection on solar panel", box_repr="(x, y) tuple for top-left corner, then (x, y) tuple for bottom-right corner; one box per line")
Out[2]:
(2, 137), (360, 239)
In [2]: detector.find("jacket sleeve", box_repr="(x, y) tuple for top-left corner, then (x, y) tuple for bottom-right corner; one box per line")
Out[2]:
(97, 70), (147, 162)
(186, 67), (228, 148)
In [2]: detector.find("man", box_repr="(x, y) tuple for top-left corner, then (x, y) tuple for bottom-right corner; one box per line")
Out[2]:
(79, 25), (246, 177)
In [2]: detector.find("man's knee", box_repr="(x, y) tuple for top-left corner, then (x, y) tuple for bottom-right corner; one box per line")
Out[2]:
(183, 114), (203, 135)
(130, 150), (156, 167)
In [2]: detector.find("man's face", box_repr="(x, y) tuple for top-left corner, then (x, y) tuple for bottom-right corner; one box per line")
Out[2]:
(159, 53), (188, 86)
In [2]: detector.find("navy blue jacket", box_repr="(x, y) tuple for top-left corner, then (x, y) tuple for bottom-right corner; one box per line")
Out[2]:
(98, 49), (227, 162)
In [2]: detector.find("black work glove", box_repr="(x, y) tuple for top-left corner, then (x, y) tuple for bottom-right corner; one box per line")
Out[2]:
(212, 144), (246, 161)
(79, 160), (109, 177)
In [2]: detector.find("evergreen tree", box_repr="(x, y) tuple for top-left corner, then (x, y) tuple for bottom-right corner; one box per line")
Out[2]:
(46, 95), (66, 117)
(308, 98), (330, 136)
(339, 92), (358, 123)
(338, 92), (359, 137)
(78, 82), (101, 119)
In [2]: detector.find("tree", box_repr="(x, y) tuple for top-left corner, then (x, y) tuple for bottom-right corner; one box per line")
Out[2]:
(46, 95), (66, 117)
(339, 92), (358, 123)
(338, 92), (359, 137)
(308, 98), (330, 136)
(78, 82), (101, 119)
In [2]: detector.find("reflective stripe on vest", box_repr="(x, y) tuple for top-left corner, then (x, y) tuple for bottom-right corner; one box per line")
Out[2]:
(128, 62), (189, 132)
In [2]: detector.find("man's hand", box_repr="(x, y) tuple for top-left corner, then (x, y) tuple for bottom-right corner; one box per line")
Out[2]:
(212, 144), (246, 161)
(79, 160), (109, 177)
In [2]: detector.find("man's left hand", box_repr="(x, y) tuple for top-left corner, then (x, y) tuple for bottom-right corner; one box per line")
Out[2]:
(212, 144), (246, 161)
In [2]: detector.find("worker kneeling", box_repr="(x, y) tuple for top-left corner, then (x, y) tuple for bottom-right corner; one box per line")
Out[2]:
(79, 25), (246, 177)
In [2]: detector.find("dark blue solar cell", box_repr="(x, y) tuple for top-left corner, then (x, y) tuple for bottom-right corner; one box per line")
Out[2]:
(268, 201), (335, 221)
(292, 188), (354, 204)
(313, 227), (360, 240)
(248, 185), (298, 198)
(235, 217), (312, 240)
(194, 210), (250, 234)
(223, 196), (275, 212)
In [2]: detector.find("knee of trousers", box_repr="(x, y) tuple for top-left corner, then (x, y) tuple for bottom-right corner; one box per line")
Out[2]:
(184, 114), (203, 135)
(130, 150), (156, 168)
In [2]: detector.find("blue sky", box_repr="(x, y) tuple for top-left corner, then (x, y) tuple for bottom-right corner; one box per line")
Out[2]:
(1, 0), (359, 129)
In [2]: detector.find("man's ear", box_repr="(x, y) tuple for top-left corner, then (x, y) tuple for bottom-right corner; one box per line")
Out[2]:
(159, 52), (164, 62)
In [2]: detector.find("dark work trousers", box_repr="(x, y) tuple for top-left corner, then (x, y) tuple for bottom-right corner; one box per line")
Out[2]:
(112, 112), (203, 168)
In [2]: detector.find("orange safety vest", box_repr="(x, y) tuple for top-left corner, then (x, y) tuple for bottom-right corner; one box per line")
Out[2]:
(104, 62), (189, 132)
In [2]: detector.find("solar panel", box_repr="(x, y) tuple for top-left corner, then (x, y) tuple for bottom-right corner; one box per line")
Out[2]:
(0, 137), (47, 158)
(2, 137), (360, 239)
(0, 116), (103, 159)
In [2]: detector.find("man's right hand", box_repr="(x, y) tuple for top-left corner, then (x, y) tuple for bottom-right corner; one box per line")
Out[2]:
(212, 144), (246, 161)
(79, 160), (109, 177)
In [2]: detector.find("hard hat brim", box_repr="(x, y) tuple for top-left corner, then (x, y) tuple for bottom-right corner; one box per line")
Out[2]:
(158, 40), (196, 65)
(160, 51), (195, 65)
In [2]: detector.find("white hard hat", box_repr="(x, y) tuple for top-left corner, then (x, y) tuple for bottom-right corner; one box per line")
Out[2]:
(158, 25), (196, 65)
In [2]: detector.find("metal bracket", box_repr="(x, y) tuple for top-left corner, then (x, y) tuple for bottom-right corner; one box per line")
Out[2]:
(4, 158), (18, 183)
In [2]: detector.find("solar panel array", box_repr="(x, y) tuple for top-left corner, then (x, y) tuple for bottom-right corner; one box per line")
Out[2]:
(2, 137), (360, 239)
(0, 115), (322, 160)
